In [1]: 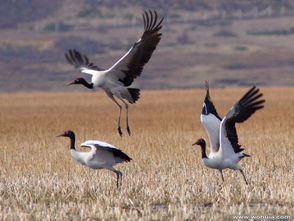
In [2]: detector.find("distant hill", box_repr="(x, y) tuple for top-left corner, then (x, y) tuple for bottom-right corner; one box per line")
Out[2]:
(0, 0), (294, 92)
(1, 0), (294, 29)
(0, 0), (61, 29)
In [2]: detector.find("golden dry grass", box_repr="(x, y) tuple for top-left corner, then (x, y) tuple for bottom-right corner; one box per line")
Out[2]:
(0, 87), (293, 220)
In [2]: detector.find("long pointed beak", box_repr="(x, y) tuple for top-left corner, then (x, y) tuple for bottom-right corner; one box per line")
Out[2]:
(192, 142), (198, 146)
(56, 133), (65, 137)
(67, 82), (74, 86)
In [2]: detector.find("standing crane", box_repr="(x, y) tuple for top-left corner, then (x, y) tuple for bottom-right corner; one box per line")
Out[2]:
(57, 130), (132, 188)
(193, 85), (265, 184)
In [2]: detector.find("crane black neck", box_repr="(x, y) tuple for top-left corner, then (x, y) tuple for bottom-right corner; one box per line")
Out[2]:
(68, 133), (76, 150)
(80, 79), (94, 89)
(199, 142), (208, 159)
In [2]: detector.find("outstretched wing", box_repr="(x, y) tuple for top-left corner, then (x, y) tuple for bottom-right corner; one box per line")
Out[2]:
(65, 49), (104, 75)
(220, 86), (265, 156)
(200, 82), (222, 152)
(107, 10), (163, 86)
(81, 140), (132, 163)
(81, 140), (118, 149)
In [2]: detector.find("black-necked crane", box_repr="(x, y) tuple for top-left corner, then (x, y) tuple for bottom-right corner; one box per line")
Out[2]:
(64, 10), (163, 136)
(193, 84), (265, 184)
(57, 130), (132, 188)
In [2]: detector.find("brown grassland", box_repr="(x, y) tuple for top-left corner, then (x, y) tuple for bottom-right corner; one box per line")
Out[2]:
(0, 87), (293, 220)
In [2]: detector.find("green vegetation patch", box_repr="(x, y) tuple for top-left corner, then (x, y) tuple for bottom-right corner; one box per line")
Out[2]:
(214, 30), (238, 37)
(248, 27), (294, 36)
(44, 22), (73, 32)
(234, 45), (248, 51)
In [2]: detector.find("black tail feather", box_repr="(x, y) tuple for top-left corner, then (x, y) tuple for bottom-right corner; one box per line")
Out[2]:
(113, 149), (132, 162)
(128, 88), (140, 103)
(239, 153), (251, 159)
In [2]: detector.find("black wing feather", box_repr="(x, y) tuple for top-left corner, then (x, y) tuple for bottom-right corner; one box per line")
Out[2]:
(110, 148), (132, 162)
(225, 86), (265, 153)
(115, 10), (163, 86)
(202, 81), (222, 120)
(90, 144), (132, 162)
(65, 49), (103, 71)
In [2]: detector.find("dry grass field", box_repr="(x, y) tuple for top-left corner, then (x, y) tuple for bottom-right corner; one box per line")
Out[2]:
(0, 87), (293, 220)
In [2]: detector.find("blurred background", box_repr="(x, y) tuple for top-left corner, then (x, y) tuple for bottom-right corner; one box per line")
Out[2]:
(0, 0), (294, 92)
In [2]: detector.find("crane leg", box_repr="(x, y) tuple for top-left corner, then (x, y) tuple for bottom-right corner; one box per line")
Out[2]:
(239, 169), (248, 185)
(109, 96), (123, 136)
(121, 99), (131, 136)
(219, 169), (224, 182)
(114, 170), (123, 188)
